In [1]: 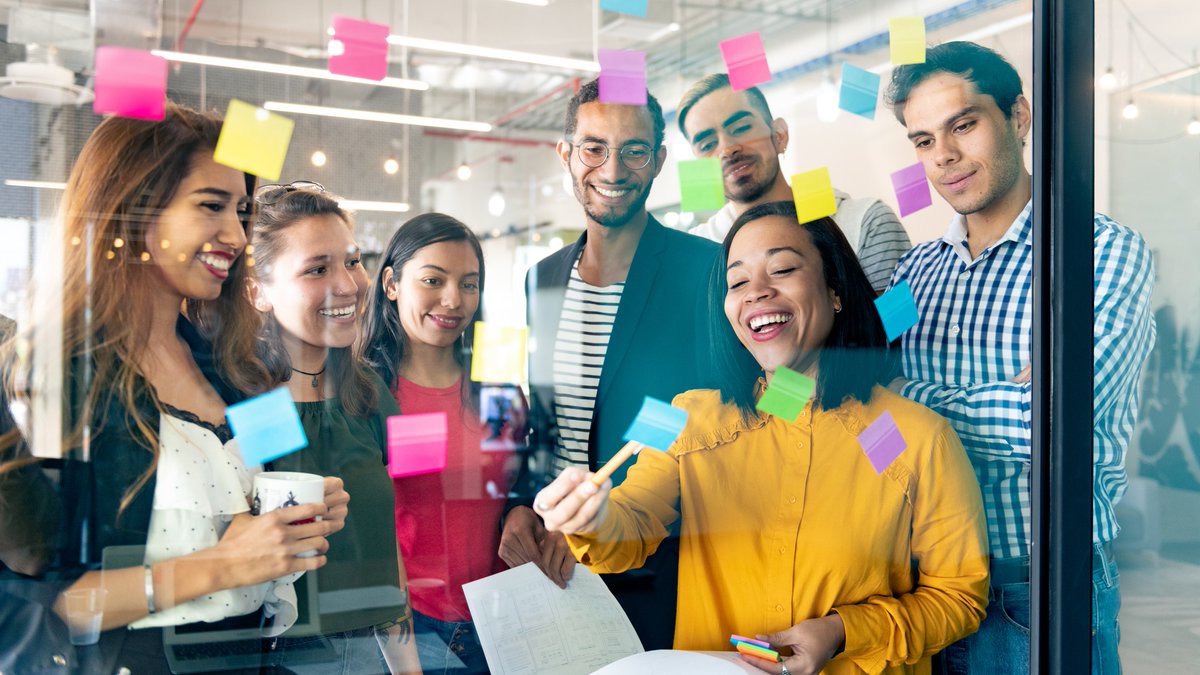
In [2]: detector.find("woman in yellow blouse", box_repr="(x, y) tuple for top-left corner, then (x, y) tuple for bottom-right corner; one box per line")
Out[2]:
(534, 201), (989, 675)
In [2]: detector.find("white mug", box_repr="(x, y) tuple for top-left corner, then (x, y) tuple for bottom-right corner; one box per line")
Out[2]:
(251, 471), (325, 561)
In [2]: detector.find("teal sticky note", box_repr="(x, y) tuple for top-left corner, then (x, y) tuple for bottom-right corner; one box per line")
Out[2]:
(875, 280), (920, 342)
(623, 396), (688, 451)
(838, 62), (880, 120)
(227, 387), (308, 466)
(756, 366), (815, 421)
(678, 158), (725, 212)
(601, 0), (648, 17)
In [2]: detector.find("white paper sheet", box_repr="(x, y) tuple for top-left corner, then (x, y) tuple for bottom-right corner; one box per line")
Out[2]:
(463, 562), (645, 674)
(591, 650), (762, 674)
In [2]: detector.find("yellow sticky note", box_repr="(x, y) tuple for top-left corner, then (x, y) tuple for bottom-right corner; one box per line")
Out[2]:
(213, 99), (295, 181)
(470, 322), (528, 385)
(889, 16), (926, 65)
(791, 168), (837, 224)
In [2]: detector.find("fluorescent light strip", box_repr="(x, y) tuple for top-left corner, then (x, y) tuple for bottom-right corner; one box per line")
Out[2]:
(503, 0), (550, 5)
(386, 35), (599, 73)
(4, 179), (67, 189)
(152, 50), (430, 91)
(263, 101), (493, 133)
(339, 199), (411, 213)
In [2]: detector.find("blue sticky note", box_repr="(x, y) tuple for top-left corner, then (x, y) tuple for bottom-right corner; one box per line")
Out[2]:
(838, 62), (880, 120)
(623, 396), (688, 452)
(875, 280), (920, 342)
(226, 387), (308, 466)
(601, 0), (648, 17)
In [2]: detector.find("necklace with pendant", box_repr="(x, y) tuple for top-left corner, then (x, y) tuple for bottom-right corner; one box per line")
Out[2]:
(291, 363), (327, 389)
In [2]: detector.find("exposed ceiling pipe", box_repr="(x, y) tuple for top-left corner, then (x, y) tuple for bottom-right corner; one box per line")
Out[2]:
(174, 0), (206, 52)
(422, 129), (556, 148)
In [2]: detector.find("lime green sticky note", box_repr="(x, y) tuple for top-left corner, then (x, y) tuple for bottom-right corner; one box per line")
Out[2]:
(791, 168), (838, 223)
(678, 158), (725, 212)
(470, 322), (528, 385)
(889, 16), (926, 65)
(756, 366), (815, 421)
(213, 99), (295, 181)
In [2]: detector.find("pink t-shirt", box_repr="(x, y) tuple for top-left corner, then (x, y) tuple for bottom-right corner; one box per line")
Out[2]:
(392, 377), (518, 622)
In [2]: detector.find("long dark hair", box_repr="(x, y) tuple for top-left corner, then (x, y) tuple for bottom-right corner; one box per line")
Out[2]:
(709, 200), (896, 414)
(359, 213), (485, 410)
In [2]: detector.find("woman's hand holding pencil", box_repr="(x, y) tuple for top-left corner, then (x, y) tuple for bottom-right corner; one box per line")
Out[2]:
(533, 465), (614, 536)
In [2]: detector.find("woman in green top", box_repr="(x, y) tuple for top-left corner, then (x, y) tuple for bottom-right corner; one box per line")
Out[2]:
(247, 181), (420, 674)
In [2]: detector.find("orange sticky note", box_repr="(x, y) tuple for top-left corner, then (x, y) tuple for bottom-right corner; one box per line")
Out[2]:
(213, 99), (295, 181)
(790, 168), (838, 224)
(889, 16), (926, 65)
(470, 322), (528, 385)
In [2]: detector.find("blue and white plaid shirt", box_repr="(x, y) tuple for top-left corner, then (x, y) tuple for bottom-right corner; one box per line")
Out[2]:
(891, 200), (1155, 559)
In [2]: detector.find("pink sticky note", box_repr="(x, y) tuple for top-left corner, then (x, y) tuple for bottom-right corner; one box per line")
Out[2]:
(598, 49), (647, 105)
(387, 412), (448, 478)
(93, 47), (168, 121)
(858, 411), (908, 475)
(890, 162), (933, 217)
(719, 32), (772, 91)
(327, 15), (390, 81)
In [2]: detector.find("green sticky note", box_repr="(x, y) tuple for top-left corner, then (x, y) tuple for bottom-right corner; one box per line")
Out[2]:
(756, 366), (815, 421)
(791, 167), (838, 223)
(213, 99), (295, 181)
(678, 158), (725, 212)
(889, 16), (926, 65)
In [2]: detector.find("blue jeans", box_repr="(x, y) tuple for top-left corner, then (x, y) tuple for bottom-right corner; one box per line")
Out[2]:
(941, 545), (1121, 675)
(413, 611), (489, 675)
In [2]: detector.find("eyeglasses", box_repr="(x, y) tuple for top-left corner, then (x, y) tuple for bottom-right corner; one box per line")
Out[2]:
(567, 141), (656, 170)
(254, 180), (326, 205)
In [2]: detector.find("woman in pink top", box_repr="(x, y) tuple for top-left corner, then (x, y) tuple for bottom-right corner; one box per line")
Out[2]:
(360, 213), (520, 675)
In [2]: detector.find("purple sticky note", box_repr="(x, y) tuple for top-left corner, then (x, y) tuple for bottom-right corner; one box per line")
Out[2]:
(598, 49), (647, 105)
(719, 32), (772, 91)
(387, 412), (449, 478)
(93, 47), (168, 121)
(328, 15), (391, 81)
(890, 162), (933, 217)
(858, 410), (907, 475)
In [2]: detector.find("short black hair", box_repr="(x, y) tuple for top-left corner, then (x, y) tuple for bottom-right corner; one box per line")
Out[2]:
(708, 201), (897, 415)
(563, 78), (665, 149)
(886, 41), (1024, 125)
(676, 73), (775, 139)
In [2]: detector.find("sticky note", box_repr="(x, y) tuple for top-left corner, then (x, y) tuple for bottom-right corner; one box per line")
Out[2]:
(838, 62), (881, 120)
(600, 0), (648, 17)
(213, 99), (295, 181)
(470, 322), (528, 384)
(226, 387), (307, 466)
(890, 162), (933, 217)
(93, 47), (168, 121)
(730, 635), (771, 649)
(790, 167), (838, 223)
(756, 366), (815, 421)
(735, 642), (781, 662)
(598, 49), (647, 106)
(327, 15), (390, 81)
(889, 16), (926, 65)
(875, 280), (920, 342)
(387, 412), (448, 477)
(622, 396), (688, 452)
(858, 410), (908, 474)
(678, 158), (725, 212)
(719, 32), (772, 91)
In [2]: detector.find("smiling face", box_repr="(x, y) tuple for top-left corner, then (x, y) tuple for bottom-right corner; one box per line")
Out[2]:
(901, 72), (1030, 219)
(251, 214), (367, 350)
(724, 215), (840, 376)
(145, 152), (250, 301)
(557, 102), (665, 229)
(683, 87), (789, 204)
(385, 239), (481, 351)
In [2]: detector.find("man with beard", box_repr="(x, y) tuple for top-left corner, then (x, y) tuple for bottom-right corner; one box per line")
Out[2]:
(678, 74), (911, 294)
(499, 78), (727, 651)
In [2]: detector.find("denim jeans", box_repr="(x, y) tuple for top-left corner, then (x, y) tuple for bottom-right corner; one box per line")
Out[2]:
(413, 610), (489, 675)
(941, 545), (1121, 675)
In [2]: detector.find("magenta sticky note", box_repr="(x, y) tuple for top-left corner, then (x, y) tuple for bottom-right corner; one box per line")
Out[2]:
(93, 47), (168, 121)
(598, 49), (647, 106)
(858, 410), (908, 475)
(328, 15), (390, 81)
(890, 162), (932, 217)
(387, 412), (448, 478)
(719, 32), (772, 91)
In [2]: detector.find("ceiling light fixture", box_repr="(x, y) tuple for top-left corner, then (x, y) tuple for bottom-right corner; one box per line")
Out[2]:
(488, 187), (506, 217)
(384, 158), (400, 175)
(503, 0), (550, 5)
(311, 150), (327, 167)
(263, 102), (492, 132)
(1097, 67), (1118, 90)
(151, 50), (429, 91)
(4, 179), (67, 189)
(647, 22), (682, 42)
(386, 35), (599, 73)
(1121, 99), (1139, 119)
(457, 162), (473, 181)
(1188, 117), (1200, 135)
(338, 199), (411, 213)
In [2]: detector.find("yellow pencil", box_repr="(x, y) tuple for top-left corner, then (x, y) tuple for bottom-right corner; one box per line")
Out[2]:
(589, 440), (645, 487)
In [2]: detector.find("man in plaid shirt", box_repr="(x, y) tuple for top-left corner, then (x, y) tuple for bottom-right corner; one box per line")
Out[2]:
(885, 42), (1155, 675)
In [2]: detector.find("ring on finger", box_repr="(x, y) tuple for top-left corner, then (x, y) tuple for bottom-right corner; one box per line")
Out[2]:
(780, 663), (791, 675)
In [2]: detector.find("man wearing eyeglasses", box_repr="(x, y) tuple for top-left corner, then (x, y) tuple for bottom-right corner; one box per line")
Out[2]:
(499, 78), (730, 651)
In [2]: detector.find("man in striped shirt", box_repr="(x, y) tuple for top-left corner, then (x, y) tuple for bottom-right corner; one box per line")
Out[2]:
(886, 42), (1154, 674)
(676, 73), (912, 294)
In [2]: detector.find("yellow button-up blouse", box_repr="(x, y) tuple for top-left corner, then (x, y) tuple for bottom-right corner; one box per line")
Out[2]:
(567, 385), (989, 674)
